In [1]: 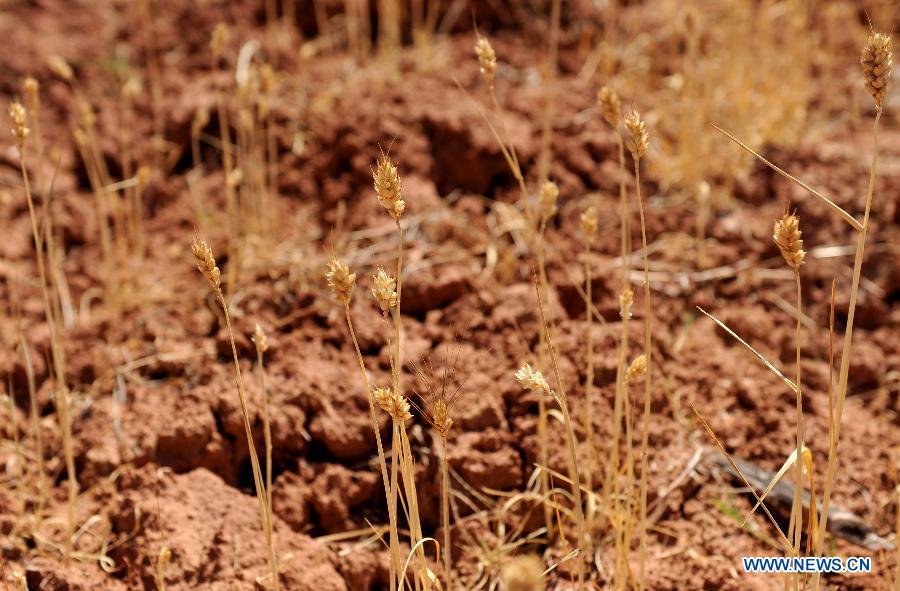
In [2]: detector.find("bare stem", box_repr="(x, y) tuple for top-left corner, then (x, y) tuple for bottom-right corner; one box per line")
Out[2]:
(789, 271), (804, 590)
(217, 292), (278, 591)
(812, 108), (883, 589)
(17, 147), (76, 558)
(390, 419), (402, 591)
(256, 347), (274, 547)
(342, 304), (395, 588)
(440, 434), (452, 590)
(583, 236), (595, 492)
(535, 278), (586, 590)
(633, 159), (652, 591)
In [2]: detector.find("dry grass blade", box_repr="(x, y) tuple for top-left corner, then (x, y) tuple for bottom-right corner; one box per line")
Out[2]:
(690, 403), (792, 551)
(740, 447), (809, 528)
(696, 307), (798, 394)
(712, 125), (862, 232)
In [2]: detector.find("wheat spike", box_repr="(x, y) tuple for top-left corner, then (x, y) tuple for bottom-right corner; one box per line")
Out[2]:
(475, 36), (497, 83)
(373, 154), (405, 220)
(372, 386), (412, 421)
(620, 286), (634, 320)
(626, 353), (648, 384)
(372, 386), (393, 413)
(625, 109), (649, 160)
(252, 323), (269, 354)
(191, 238), (221, 290)
(137, 165), (152, 188)
(539, 180), (559, 223)
(774, 212), (806, 271)
(580, 205), (598, 239)
(431, 399), (453, 437)
(326, 258), (356, 305)
(515, 363), (553, 398)
(9, 102), (29, 152)
(122, 76), (142, 99)
(372, 267), (398, 313)
(47, 55), (74, 82)
(597, 86), (621, 127)
(862, 32), (893, 108)
(211, 23), (230, 59)
(23, 77), (39, 103)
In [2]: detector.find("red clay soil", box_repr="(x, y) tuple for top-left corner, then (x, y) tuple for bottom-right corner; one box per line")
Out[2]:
(1, 1), (899, 590)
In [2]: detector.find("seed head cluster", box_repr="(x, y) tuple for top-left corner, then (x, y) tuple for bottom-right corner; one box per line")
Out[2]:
(211, 23), (230, 59)
(620, 287), (634, 320)
(191, 238), (221, 291)
(539, 180), (559, 223)
(475, 36), (497, 83)
(9, 102), (29, 151)
(626, 353), (648, 384)
(774, 213), (805, 271)
(47, 55), (74, 82)
(580, 205), (598, 239)
(515, 363), (552, 398)
(625, 109), (649, 160)
(430, 399), (453, 437)
(373, 155), (405, 220)
(597, 86), (621, 127)
(372, 386), (412, 421)
(326, 258), (356, 305)
(372, 267), (398, 313)
(23, 77), (39, 105)
(862, 33), (893, 108)
(252, 324), (269, 354)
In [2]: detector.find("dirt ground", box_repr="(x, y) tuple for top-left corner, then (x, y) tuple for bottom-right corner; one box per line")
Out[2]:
(1, 1), (898, 589)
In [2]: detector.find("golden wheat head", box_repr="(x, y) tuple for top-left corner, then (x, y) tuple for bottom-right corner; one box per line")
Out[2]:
(373, 154), (405, 220)
(620, 286), (634, 320)
(372, 386), (412, 421)
(539, 180), (559, 223)
(626, 353), (648, 384)
(625, 109), (649, 160)
(774, 212), (805, 271)
(191, 237), (221, 291)
(862, 32), (893, 108)
(326, 258), (356, 305)
(47, 55), (74, 82)
(372, 267), (398, 313)
(597, 86), (621, 128)
(580, 205), (598, 239)
(474, 35), (497, 83)
(9, 102), (29, 151)
(515, 363), (553, 398)
(252, 324), (269, 354)
(211, 23), (230, 59)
